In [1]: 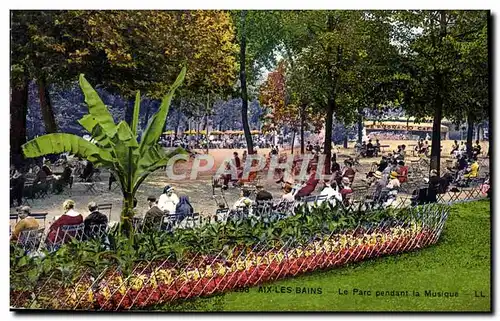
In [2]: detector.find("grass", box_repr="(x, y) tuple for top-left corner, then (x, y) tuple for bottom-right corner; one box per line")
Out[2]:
(153, 200), (491, 312)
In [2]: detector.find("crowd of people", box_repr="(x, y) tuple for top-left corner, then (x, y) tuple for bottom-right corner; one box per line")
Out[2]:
(159, 134), (281, 150)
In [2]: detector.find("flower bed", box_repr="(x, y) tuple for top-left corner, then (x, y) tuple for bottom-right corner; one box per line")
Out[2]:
(10, 204), (449, 311)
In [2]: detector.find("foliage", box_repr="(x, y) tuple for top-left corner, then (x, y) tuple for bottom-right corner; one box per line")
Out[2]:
(21, 68), (187, 229)
(11, 203), (435, 290)
(259, 60), (323, 135)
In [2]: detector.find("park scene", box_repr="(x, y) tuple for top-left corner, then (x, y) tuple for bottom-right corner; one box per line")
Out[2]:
(10, 10), (490, 312)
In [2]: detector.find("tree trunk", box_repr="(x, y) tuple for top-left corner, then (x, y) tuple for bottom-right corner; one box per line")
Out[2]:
(38, 77), (58, 134)
(10, 79), (29, 167)
(343, 134), (348, 149)
(291, 130), (295, 154)
(300, 106), (305, 154)
(466, 112), (474, 158)
(239, 10), (254, 154)
(324, 98), (335, 175)
(430, 11), (447, 175)
(357, 110), (363, 144)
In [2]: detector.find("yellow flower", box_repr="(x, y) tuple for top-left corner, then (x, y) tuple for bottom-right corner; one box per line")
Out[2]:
(205, 266), (213, 278)
(101, 286), (111, 299)
(118, 285), (126, 295)
(217, 265), (226, 276)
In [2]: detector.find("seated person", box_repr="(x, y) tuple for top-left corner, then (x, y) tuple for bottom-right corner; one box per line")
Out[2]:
(366, 140), (375, 157)
(11, 206), (39, 242)
(342, 160), (356, 183)
(295, 169), (320, 200)
(255, 184), (273, 204)
(450, 140), (459, 155)
(427, 170), (440, 203)
(387, 171), (401, 190)
(46, 200), (83, 246)
(143, 196), (165, 231)
(80, 160), (94, 182)
(371, 171), (388, 201)
(53, 163), (73, 194)
(360, 142), (367, 157)
(339, 177), (354, 206)
(472, 140), (482, 158)
(397, 145), (407, 160)
(319, 181), (342, 206)
(396, 161), (408, 184)
(375, 156), (389, 173)
(175, 195), (194, 222)
(463, 158), (480, 179)
(158, 185), (179, 214)
(83, 202), (108, 237)
(280, 184), (295, 203)
(238, 159), (259, 184)
(232, 189), (253, 212)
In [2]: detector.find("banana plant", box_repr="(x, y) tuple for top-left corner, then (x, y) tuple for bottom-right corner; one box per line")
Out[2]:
(22, 68), (187, 233)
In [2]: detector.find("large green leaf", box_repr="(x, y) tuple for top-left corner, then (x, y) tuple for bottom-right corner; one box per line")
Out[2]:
(131, 91), (141, 137)
(22, 133), (114, 166)
(139, 67), (186, 156)
(78, 74), (117, 139)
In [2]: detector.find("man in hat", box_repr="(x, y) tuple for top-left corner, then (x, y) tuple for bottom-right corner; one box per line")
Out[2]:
(84, 202), (108, 238)
(371, 170), (387, 201)
(10, 206), (39, 242)
(340, 177), (354, 206)
(158, 185), (179, 214)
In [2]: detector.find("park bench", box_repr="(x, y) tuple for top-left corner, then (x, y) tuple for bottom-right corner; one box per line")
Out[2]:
(10, 212), (48, 228)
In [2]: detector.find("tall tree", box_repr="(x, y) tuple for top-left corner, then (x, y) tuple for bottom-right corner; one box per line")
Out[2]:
(393, 10), (489, 173)
(232, 10), (285, 154)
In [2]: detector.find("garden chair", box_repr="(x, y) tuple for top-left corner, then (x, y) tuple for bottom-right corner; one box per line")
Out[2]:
(15, 227), (45, 253)
(98, 203), (113, 221)
(81, 182), (98, 194)
(46, 223), (85, 252)
(85, 223), (109, 240)
(182, 212), (201, 229)
(215, 208), (230, 223)
(132, 217), (145, 233)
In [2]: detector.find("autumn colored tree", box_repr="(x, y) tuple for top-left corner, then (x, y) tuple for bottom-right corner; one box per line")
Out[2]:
(260, 60), (323, 154)
(10, 10), (238, 159)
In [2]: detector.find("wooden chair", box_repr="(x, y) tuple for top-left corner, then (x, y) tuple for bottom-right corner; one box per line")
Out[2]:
(98, 203), (113, 221)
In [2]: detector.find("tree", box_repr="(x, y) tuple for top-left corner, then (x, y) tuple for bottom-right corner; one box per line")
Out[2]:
(232, 10), (285, 154)
(393, 10), (489, 173)
(279, 11), (389, 171)
(11, 10), (238, 144)
(22, 68), (186, 233)
(260, 60), (323, 153)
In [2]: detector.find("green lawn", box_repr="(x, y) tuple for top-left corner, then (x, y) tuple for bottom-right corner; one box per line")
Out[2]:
(155, 200), (491, 312)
